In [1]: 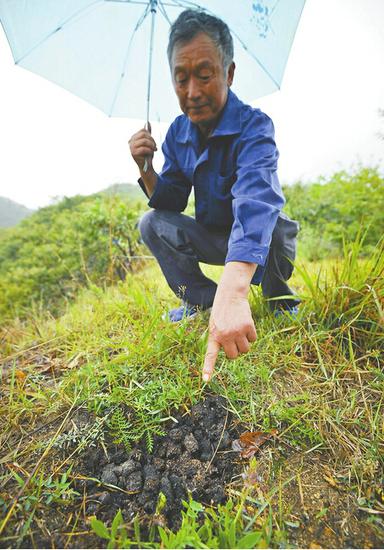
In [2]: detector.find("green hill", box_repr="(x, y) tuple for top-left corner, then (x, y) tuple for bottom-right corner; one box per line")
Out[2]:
(0, 196), (34, 227)
(0, 166), (383, 323)
(101, 182), (144, 200)
(0, 192), (146, 322)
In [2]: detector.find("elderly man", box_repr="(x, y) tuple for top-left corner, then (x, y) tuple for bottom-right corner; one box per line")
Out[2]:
(129, 9), (299, 382)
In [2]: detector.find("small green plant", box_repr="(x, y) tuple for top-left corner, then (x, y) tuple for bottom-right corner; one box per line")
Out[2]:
(11, 467), (79, 510)
(91, 510), (135, 549)
(90, 493), (272, 549)
(108, 407), (166, 453)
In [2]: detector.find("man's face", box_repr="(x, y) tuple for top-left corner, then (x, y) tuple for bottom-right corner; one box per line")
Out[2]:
(171, 32), (235, 135)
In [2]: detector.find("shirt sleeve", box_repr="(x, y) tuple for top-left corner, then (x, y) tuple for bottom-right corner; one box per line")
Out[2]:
(225, 111), (285, 267)
(138, 122), (192, 212)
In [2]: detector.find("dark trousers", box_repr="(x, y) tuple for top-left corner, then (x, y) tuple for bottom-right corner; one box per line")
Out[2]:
(139, 209), (300, 311)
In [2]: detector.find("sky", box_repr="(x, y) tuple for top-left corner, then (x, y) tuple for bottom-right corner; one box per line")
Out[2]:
(0, 0), (383, 210)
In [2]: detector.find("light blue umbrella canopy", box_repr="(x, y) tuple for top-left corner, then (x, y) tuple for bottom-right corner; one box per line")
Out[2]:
(0, 0), (306, 122)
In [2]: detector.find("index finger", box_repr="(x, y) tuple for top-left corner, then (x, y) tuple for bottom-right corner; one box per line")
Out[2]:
(202, 337), (220, 382)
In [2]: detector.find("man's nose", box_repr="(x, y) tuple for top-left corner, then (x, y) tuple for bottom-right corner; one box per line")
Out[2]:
(186, 77), (202, 100)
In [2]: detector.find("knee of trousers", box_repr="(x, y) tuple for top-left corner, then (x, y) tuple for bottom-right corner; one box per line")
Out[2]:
(138, 210), (160, 243)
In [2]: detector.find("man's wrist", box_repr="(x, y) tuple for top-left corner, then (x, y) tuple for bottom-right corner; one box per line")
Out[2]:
(218, 261), (257, 298)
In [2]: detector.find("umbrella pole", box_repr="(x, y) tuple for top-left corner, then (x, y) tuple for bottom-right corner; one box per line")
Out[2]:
(143, 0), (157, 172)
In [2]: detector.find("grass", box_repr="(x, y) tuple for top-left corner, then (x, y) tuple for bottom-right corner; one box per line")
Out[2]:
(0, 236), (383, 547)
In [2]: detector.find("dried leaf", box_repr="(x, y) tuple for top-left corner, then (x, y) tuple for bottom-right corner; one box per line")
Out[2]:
(323, 474), (338, 487)
(232, 429), (277, 458)
(15, 369), (27, 383)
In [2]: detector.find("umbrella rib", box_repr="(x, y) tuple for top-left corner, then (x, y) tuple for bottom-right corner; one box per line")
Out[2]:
(14, 1), (103, 65)
(108, 3), (151, 116)
(270, 0), (281, 18)
(230, 28), (280, 89)
(157, 0), (172, 25)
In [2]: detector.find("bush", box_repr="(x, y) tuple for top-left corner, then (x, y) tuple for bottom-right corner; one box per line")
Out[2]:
(283, 166), (384, 260)
(0, 194), (145, 322)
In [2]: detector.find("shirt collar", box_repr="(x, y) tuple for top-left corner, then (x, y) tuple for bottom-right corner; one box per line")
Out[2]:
(176, 89), (242, 144)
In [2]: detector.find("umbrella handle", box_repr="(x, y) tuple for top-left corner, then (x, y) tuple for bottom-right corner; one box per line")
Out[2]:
(143, 120), (151, 173)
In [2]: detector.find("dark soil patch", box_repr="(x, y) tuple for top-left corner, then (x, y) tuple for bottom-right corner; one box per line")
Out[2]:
(76, 394), (242, 530)
(2, 393), (382, 549)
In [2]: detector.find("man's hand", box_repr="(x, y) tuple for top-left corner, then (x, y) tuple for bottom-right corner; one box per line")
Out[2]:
(128, 123), (158, 196)
(202, 262), (257, 382)
(129, 123), (157, 171)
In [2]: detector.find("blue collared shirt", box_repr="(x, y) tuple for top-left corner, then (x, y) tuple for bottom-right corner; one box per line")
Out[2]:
(139, 90), (285, 280)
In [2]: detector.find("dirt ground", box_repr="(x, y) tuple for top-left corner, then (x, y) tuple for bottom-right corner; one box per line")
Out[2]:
(2, 394), (383, 548)
(77, 395), (242, 529)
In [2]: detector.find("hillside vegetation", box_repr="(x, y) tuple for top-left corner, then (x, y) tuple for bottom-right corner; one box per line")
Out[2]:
(1, 166), (383, 325)
(0, 192), (146, 322)
(283, 166), (384, 260)
(0, 167), (383, 548)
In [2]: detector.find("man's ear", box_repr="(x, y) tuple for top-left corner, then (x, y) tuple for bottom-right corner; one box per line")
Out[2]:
(227, 62), (235, 87)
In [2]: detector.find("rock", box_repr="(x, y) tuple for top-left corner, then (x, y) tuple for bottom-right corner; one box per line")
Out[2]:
(157, 443), (167, 458)
(199, 439), (212, 461)
(85, 448), (103, 471)
(143, 465), (160, 493)
(101, 464), (118, 486)
(152, 457), (165, 470)
(166, 442), (180, 459)
(160, 476), (174, 507)
(129, 449), (143, 463)
(184, 433), (199, 454)
(202, 412), (216, 429)
(115, 459), (137, 479)
(185, 459), (201, 478)
(209, 485), (226, 503)
(169, 474), (186, 501)
(97, 491), (112, 505)
(193, 428), (203, 441)
(143, 500), (155, 513)
(219, 430), (231, 450)
(169, 428), (184, 442)
(112, 450), (127, 464)
(125, 471), (143, 492)
(87, 503), (97, 515)
(191, 403), (204, 420)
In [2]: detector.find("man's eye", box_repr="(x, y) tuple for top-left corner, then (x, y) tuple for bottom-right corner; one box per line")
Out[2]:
(199, 74), (211, 81)
(175, 73), (187, 84)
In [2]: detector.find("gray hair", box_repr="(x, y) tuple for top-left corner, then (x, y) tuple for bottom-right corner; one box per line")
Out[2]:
(167, 9), (234, 71)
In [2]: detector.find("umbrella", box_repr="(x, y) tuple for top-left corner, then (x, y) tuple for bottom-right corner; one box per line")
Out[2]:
(0, 0), (306, 123)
